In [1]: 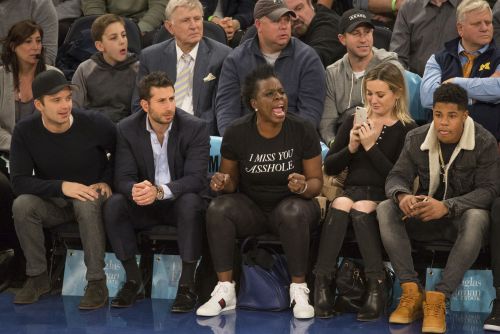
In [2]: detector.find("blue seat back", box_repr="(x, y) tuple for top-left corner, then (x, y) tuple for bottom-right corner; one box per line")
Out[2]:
(404, 70), (429, 124)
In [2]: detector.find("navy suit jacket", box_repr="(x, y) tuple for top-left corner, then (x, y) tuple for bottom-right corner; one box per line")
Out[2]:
(132, 37), (231, 135)
(201, 0), (255, 30)
(114, 109), (210, 200)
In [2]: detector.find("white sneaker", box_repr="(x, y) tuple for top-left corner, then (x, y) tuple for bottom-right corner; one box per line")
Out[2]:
(290, 283), (314, 319)
(196, 281), (236, 317)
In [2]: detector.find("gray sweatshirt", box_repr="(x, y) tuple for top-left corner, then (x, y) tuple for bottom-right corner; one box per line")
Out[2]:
(320, 47), (400, 145)
(72, 52), (139, 123)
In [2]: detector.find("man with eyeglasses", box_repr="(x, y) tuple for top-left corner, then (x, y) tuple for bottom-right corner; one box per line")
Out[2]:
(215, 0), (325, 136)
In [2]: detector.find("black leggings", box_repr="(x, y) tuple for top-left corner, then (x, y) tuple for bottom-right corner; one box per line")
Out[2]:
(206, 193), (320, 277)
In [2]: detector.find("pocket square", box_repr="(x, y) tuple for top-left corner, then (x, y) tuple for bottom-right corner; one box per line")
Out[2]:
(203, 73), (216, 82)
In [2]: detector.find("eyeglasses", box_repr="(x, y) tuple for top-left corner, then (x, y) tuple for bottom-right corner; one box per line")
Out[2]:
(273, 0), (284, 4)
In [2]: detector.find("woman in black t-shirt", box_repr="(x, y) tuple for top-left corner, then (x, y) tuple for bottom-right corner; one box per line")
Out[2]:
(314, 63), (417, 320)
(196, 65), (323, 319)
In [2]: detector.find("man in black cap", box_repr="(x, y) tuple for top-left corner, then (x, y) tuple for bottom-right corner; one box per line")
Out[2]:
(9, 70), (116, 309)
(215, 0), (326, 136)
(319, 8), (401, 146)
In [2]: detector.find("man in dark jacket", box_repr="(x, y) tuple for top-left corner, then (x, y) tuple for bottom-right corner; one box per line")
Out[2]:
(104, 72), (209, 313)
(377, 83), (499, 333)
(285, 0), (345, 67)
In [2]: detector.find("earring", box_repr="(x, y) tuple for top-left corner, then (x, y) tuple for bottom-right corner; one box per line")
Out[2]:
(254, 108), (258, 112)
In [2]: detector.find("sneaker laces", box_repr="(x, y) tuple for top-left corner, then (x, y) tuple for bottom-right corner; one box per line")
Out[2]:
(211, 282), (230, 298)
(290, 284), (310, 306)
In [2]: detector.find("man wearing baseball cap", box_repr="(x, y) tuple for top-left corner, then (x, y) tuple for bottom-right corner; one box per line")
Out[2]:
(215, 0), (325, 136)
(9, 70), (116, 310)
(319, 8), (401, 146)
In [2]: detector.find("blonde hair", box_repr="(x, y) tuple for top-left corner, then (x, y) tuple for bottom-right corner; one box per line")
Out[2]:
(456, 0), (491, 23)
(362, 62), (413, 125)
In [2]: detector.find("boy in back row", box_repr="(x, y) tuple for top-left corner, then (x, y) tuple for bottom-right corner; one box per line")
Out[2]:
(72, 14), (139, 123)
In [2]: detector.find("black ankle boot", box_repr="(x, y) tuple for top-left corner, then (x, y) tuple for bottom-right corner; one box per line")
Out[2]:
(357, 278), (387, 321)
(314, 273), (336, 318)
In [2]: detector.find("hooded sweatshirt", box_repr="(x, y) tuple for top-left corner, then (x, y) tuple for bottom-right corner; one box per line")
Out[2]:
(72, 52), (139, 123)
(319, 47), (401, 145)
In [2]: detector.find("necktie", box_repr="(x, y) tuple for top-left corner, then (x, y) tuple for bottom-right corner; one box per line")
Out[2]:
(461, 51), (477, 78)
(175, 54), (193, 105)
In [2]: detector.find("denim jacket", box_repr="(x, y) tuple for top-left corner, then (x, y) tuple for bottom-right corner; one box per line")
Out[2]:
(385, 117), (500, 218)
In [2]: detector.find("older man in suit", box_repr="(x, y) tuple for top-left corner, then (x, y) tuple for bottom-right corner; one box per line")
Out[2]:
(104, 72), (210, 313)
(132, 0), (231, 135)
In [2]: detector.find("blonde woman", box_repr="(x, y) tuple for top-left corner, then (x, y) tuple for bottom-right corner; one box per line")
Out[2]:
(314, 62), (416, 320)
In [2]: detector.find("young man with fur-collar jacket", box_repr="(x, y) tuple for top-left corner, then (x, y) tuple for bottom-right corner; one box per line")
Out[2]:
(377, 83), (500, 334)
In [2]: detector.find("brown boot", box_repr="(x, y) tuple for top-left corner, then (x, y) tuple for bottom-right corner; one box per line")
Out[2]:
(389, 282), (424, 324)
(422, 291), (446, 333)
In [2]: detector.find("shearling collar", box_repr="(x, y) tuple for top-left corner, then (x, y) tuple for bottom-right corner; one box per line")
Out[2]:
(420, 117), (475, 198)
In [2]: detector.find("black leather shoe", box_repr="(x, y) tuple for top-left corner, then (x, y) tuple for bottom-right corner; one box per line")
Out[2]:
(171, 285), (198, 313)
(111, 281), (145, 308)
(314, 273), (336, 318)
(357, 278), (387, 322)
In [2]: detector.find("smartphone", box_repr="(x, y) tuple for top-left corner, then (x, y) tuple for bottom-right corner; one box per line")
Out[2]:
(355, 106), (368, 124)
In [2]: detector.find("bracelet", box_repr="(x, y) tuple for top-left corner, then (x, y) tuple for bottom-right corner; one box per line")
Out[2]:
(391, 0), (397, 13)
(208, 15), (215, 22)
(296, 182), (308, 195)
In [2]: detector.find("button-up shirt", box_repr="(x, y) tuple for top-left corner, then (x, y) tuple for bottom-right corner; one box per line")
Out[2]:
(390, 0), (459, 76)
(421, 42), (500, 109)
(146, 116), (173, 200)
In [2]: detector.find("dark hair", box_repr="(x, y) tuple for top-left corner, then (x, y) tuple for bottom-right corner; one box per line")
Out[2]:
(138, 71), (174, 101)
(241, 64), (279, 111)
(1, 20), (46, 90)
(433, 83), (468, 111)
(91, 14), (125, 42)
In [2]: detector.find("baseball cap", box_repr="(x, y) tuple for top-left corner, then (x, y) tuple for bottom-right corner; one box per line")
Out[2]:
(339, 9), (374, 34)
(32, 70), (76, 100)
(254, 0), (296, 21)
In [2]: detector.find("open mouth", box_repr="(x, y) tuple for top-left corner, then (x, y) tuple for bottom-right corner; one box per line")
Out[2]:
(272, 105), (286, 118)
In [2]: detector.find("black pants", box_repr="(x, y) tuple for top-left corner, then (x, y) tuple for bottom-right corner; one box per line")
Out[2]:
(103, 193), (205, 262)
(206, 193), (320, 277)
(491, 198), (500, 287)
(0, 171), (16, 251)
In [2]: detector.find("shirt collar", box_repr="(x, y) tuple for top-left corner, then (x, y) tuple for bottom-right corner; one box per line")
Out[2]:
(146, 115), (173, 136)
(458, 40), (489, 56)
(175, 42), (199, 63)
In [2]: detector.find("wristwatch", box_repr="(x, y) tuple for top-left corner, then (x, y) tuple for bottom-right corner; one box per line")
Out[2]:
(155, 185), (164, 200)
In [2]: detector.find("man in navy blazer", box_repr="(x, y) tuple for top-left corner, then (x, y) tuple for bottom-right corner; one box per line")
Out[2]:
(132, 0), (231, 135)
(104, 72), (210, 313)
